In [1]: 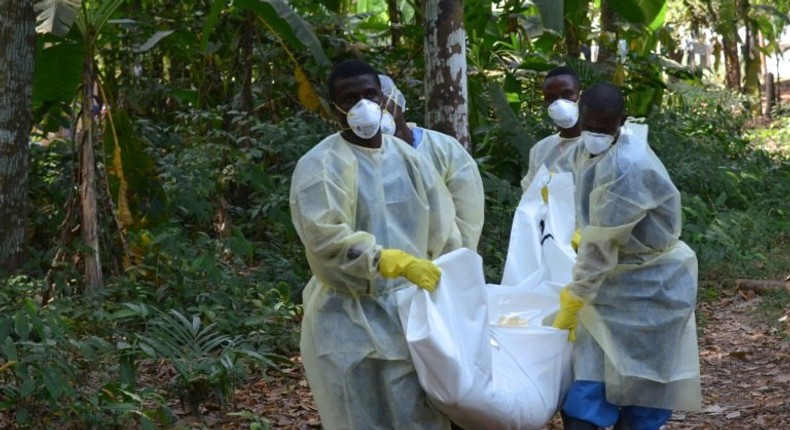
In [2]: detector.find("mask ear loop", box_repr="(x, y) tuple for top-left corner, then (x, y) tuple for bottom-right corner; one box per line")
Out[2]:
(332, 102), (354, 134)
(382, 88), (398, 116)
(333, 102), (349, 116)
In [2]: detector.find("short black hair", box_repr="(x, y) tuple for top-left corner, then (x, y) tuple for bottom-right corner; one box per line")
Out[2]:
(328, 59), (380, 101)
(545, 66), (580, 87)
(579, 82), (624, 118)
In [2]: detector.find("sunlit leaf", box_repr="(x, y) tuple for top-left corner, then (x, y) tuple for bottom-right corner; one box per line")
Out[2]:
(34, 0), (80, 37)
(295, 66), (321, 112)
(135, 30), (175, 52)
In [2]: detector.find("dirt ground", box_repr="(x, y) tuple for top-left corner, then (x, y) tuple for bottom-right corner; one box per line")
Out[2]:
(224, 286), (789, 430)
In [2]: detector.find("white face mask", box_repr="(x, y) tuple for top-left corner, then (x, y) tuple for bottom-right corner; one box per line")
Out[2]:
(344, 99), (382, 139)
(380, 111), (396, 135)
(547, 99), (579, 129)
(582, 130), (616, 155)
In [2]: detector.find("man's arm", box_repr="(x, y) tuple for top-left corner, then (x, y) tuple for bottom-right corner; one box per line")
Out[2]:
(426, 131), (485, 250)
(290, 153), (380, 294)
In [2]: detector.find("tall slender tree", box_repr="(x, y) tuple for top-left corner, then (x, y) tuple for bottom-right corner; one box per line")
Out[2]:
(424, 0), (470, 150)
(0, 0), (35, 272)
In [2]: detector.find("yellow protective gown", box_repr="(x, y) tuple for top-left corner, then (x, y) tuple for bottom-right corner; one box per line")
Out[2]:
(567, 122), (702, 411)
(413, 127), (485, 250)
(290, 133), (461, 430)
(521, 134), (582, 192)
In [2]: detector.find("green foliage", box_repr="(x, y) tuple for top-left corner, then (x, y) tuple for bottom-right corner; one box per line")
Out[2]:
(134, 307), (272, 416)
(755, 288), (790, 338)
(477, 172), (522, 283)
(236, 0), (331, 67)
(648, 83), (790, 280)
(15, 0), (790, 426)
(0, 293), (169, 429)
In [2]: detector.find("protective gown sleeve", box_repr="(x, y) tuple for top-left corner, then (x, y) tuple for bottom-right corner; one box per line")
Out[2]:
(568, 132), (678, 302)
(289, 140), (380, 294)
(417, 129), (484, 250)
(521, 135), (553, 193)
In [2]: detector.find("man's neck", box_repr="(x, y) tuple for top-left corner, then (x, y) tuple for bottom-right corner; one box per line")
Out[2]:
(341, 130), (382, 148)
(558, 126), (581, 139)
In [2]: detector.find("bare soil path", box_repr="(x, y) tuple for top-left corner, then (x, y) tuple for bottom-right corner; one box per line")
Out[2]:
(228, 287), (789, 430)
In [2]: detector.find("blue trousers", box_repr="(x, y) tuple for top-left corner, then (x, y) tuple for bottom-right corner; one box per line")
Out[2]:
(563, 381), (672, 430)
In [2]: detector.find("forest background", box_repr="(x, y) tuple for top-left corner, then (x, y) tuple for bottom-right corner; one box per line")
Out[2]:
(0, 0), (788, 428)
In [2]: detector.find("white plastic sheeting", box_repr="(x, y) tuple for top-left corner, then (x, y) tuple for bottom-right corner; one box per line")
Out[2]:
(395, 167), (577, 429)
(502, 166), (576, 288)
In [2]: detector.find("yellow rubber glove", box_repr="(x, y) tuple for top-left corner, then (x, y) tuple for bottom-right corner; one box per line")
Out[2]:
(571, 229), (581, 252)
(378, 249), (441, 292)
(552, 287), (586, 342)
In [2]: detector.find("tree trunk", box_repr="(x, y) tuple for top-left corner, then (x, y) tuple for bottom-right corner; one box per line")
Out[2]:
(742, 5), (761, 98)
(238, 10), (253, 148)
(597, 0), (617, 65)
(764, 72), (775, 120)
(424, 0), (470, 150)
(0, 0), (35, 272)
(563, 0), (589, 58)
(723, 37), (741, 90)
(387, 0), (401, 48)
(80, 44), (104, 291)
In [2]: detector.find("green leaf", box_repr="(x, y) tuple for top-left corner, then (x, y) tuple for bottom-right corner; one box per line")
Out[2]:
(78, 0), (124, 37)
(609, 0), (666, 27)
(15, 406), (28, 425)
(2, 338), (19, 361)
(109, 309), (139, 320)
(33, 33), (84, 106)
(43, 368), (64, 400)
(120, 354), (137, 387)
(0, 319), (12, 343)
(138, 342), (156, 358)
(228, 231), (253, 261)
(103, 109), (169, 228)
(122, 303), (150, 318)
(532, 0), (563, 33)
(171, 89), (200, 105)
(648, 3), (667, 31)
(488, 83), (534, 167)
(201, 0), (227, 53)
(236, 0), (330, 67)
(141, 416), (156, 430)
(20, 379), (36, 397)
(715, 192), (728, 207)
(135, 30), (175, 53)
(34, 0), (80, 37)
(13, 314), (30, 342)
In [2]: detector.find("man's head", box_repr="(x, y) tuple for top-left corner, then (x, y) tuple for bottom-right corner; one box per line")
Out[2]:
(578, 82), (625, 136)
(578, 82), (626, 154)
(378, 74), (414, 145)
(379, 74), (406, 115)
(542, 66), (581, 106)
(543, 66), (581, 133)
(328, 60), (383, 143)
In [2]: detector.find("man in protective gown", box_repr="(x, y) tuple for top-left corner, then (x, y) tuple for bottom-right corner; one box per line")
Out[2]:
(553, 83), (702, 430)
(378, 74), (485, 251)
(290, 59), (460, 429)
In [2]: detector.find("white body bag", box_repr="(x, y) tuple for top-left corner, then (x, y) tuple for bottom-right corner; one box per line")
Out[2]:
(396, 166), (576, 429)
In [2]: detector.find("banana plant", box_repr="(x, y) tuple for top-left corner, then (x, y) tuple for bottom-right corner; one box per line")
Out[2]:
(235, 0), (330, 113)
(34, 0), (137, 291)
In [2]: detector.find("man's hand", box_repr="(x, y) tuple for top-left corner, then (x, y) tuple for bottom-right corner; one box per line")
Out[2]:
(552, 287), (586, 342)
(378, 249), (441, 292)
